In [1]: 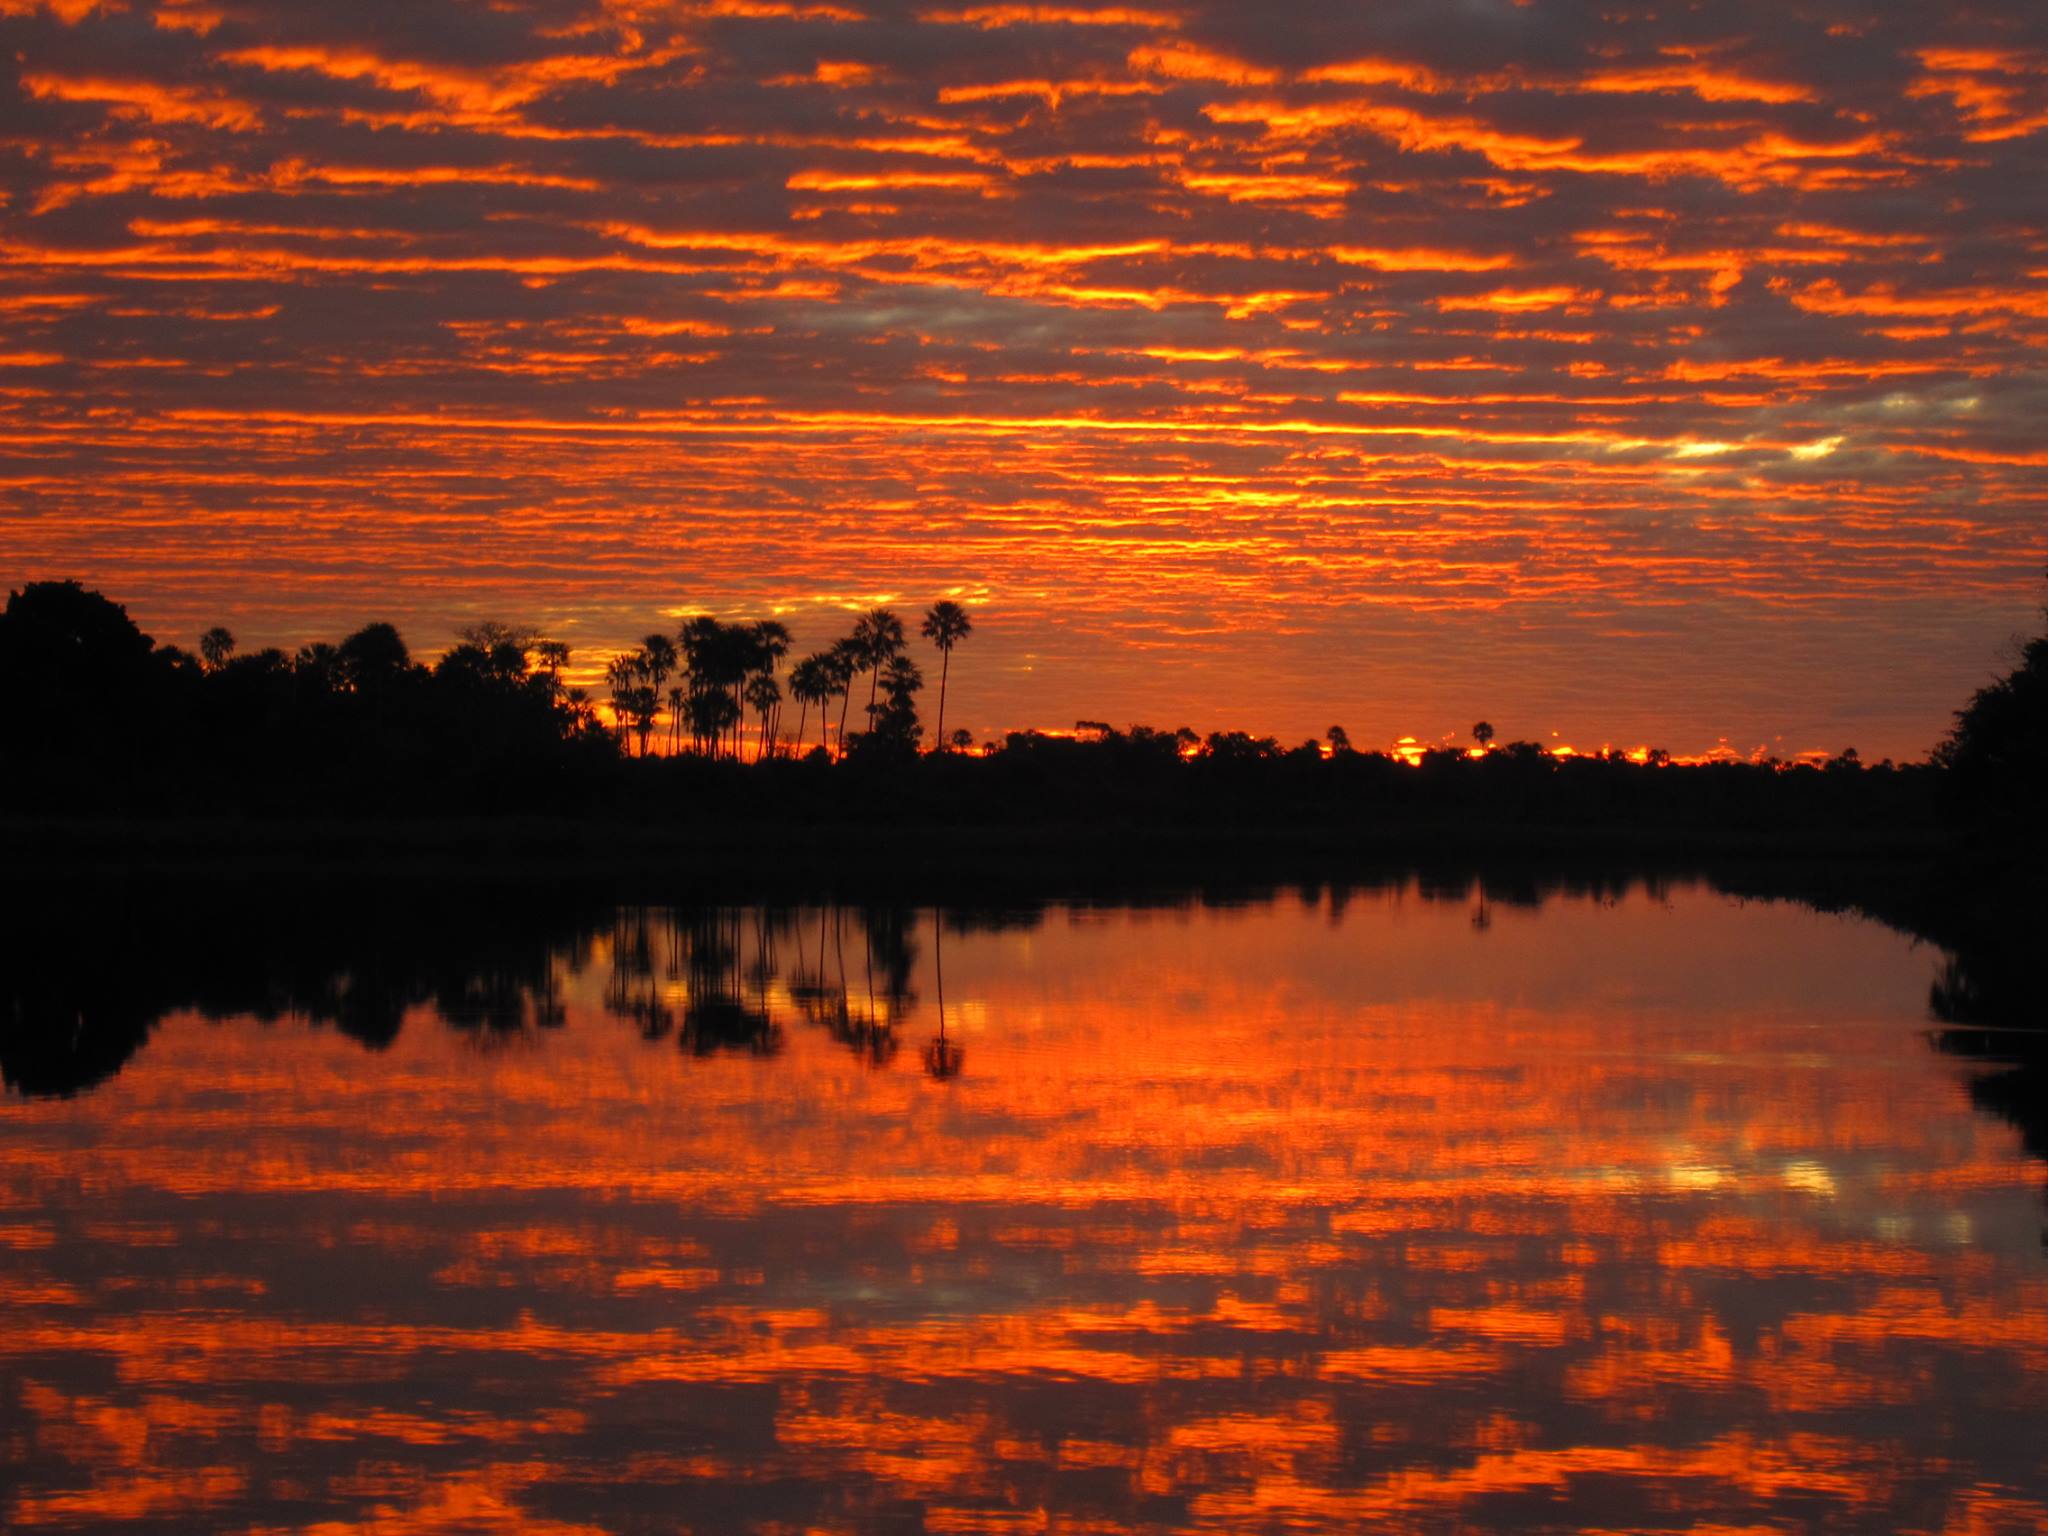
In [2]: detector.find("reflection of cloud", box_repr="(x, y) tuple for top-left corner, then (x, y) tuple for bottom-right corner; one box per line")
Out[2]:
(0, 1), (2044, 754)
(2, 889), (2046, 1530)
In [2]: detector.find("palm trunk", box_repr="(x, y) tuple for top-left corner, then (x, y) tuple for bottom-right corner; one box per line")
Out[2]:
(935, 647), (951, 750)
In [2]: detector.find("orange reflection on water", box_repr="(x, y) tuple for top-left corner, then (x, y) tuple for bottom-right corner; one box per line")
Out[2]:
(1, 884), (2045, 1533)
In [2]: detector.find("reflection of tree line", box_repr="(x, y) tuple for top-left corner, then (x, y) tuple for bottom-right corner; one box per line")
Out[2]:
(0, 884), (992, 1098)
(1, 873), (2040, 1166)
(598, 906), (947, 1071)
(1926, 933), (2046, 1172)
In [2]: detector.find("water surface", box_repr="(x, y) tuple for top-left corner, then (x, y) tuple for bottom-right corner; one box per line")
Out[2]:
(2, 879), (2044, 1533)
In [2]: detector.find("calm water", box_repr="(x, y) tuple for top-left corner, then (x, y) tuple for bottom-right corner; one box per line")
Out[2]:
(2, 880), (2044, 1534)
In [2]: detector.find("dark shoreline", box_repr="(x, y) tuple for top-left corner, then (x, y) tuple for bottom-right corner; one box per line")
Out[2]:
(4, 808), (2018, 976)
(4, 814), (2038, 1138)
(0, 812), (1956, 884)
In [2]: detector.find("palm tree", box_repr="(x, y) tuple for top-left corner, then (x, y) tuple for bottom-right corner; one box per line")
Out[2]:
(199, 626), (236, 672)
(826, 636), (862, 758)
(1326, 724), (1352, 755)
(1473, 720), (1495, 752)
(679, 616), (747, 758)
(744, 674), (782, 761)
(628, 678), (659, 757)
(605, 653), (641, 753)
(748, 621), (790, 756)
(920, 601), (972, 751)
(869, 654), (924, 752)
(641, 634), (678, 752)
(294, 641), (340, 690)
(687, 686), (738, 756)
(788, 654), (831, 756)
(752, 620), (791, 675)
(339, 621), (410, 692)
(534, 640), (570, 697)
(851, 607), (906, 732)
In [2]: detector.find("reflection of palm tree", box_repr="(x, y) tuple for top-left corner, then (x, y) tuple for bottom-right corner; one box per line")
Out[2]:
(923, 905), (963, 1080)
(604, 907), (673, 1038)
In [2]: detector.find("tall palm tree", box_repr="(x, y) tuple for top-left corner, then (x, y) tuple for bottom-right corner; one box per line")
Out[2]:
(679, 616), (743, 757)
(874, 654), (923, 749)
(629, 676), (659, 757)
(851, 607), (906, 732)
(920, 601), (972, 750)
(788, 654), (831, 756)
(826, 636), (862, 758)
(199, 626), (236, 672)
(747, 621), (790, 757)
(752, 620), (791, 674)
(534, 640), (570, 700)
(744, 674), (782, 761)
(605, 653), (638, 752)
(640, 633), (677, 744)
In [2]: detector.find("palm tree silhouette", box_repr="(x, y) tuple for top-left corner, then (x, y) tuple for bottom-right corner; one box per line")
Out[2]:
(1473, 720), (1495, 752)
(788, 654), (831, 756)
(665, 684), (686, 754)
(199, 626), (236, 672)
(605, 653), (640, 752)
(534, 640), (569, 691)
(920, 601), (973, 751)
(851, 608), (906, 732)
(745, 673), (782, 761)
(826, 637), (862, 758)
(640, 633), (677, 753)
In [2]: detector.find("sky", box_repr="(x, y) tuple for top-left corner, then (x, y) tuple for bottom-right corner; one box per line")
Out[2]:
(1, 0), (2044, 759)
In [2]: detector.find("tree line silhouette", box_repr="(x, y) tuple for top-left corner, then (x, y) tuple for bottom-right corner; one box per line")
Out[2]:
(601, 599), (973, 761)
(0, 577), (2040, 855)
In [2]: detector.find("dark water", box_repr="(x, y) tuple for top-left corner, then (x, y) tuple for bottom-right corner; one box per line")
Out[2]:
(2, 879), (2044, 1533)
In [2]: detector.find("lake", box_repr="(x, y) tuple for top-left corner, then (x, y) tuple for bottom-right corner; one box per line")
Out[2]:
(2, 875), (2044, 1533)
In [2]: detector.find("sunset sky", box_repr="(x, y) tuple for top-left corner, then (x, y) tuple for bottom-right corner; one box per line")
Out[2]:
(2, 0), (2045, 759)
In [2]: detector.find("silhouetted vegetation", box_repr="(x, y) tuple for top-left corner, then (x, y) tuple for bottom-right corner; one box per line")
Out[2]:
(0, 582), (613, 815)
(0, 579), (2039, 865)
(1934, 585), (2048, 851)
